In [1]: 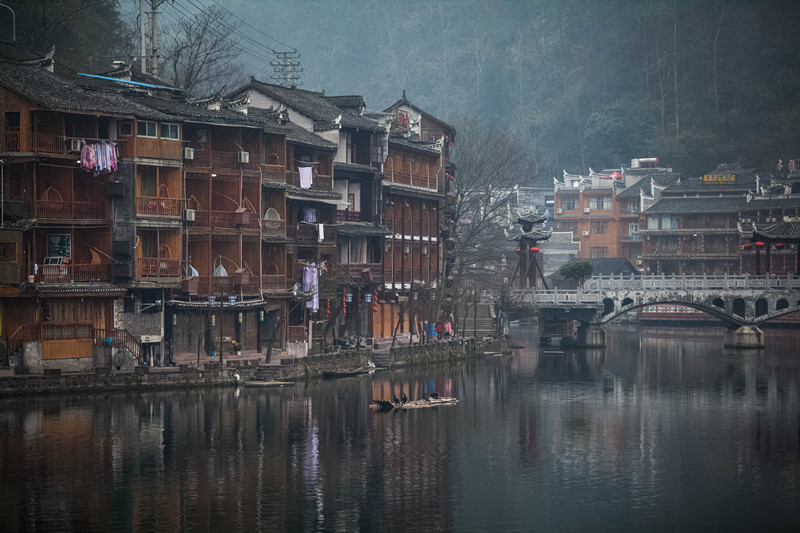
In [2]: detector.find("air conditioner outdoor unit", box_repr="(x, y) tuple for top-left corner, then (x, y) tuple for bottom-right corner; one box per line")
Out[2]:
(582, 230), (590, 236)
(584, 208), (591, 213)
(183, 147), (194, 160)
(184, 209), (196, 221)
(556, 208), (563, 214)
(237, 151), (250, 164)
(69, 138), (82, 152)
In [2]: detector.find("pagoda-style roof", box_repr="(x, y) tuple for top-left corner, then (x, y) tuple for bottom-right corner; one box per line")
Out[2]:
(751, 221), (800, 241)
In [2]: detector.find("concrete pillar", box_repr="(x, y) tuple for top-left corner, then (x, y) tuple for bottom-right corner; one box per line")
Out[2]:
(724, 325), (765, 349)
(576, 324), (606, 348)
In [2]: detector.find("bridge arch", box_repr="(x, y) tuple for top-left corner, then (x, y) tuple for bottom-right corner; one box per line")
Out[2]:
(712, 297), (724, 309)
(756, 298), (769, 317)
(598, 300), (742, 326)
(733, 298), (746, 318)
(776, 299), (789, 311)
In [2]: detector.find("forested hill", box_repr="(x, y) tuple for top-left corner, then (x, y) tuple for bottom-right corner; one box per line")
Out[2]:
(3, 0), (799, 180)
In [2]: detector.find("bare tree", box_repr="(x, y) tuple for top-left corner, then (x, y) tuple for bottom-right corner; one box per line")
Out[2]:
(161, 5), (244, 95)
(450, 114), (532, 288)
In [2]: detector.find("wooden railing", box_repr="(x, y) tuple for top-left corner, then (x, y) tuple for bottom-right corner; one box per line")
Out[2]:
(287, 325), (306, 342)
(36, 263), (111, 283)
(7, 324), (40, 354)
(34, 132), (66, 154)
(345, 263), (383, 283)
(36, 200), (106, 220)
(137, 258), (181, 278)
(3, 130), (20, 152)
(337, 210), (362, 222)
(286, 223), (335, 244)
(261, 219), (286, 237)
(286, 171), (333, 192)
(137, 196), (182, 216)
(261, 274), (286, 290)
(190, 209), (260, 230)
(94, 328), (142, 363)
(197, 276), (235, 295)
(261, 164), (285, 183)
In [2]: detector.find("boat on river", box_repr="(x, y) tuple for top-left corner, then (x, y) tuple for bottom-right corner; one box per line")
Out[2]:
(322, 368), (371, 379)
(370, 397), (459, 411)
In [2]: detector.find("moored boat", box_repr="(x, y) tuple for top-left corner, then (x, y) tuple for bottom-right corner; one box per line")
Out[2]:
(370, 397), (459, 411)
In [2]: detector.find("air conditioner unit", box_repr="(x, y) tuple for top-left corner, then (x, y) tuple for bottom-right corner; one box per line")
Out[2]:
(582, 230), (590, 236)
(69, 138), (82, 152)
(237, 151), (250, 164)
(556, 208), (563, 214)
(184, 209), (196, 221)
(584, 208), (591, 213)
(183, 147), (194, 160)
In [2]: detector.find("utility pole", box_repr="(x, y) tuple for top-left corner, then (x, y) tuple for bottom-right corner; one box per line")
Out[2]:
(270, 51), (303, 88)
(139, 0), (147, 73)
(149, 0), (159, 78)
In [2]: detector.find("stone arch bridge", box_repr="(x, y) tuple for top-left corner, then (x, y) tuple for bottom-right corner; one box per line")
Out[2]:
(515, 275), (800, 348)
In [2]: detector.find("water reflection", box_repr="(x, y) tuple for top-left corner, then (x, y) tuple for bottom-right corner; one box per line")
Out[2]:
(0, 326), (799, 532)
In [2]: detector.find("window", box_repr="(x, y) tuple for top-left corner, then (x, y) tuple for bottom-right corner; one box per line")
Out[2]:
(118, 121), (134, 137)
(590, 247), (609, 258)
(629, 223), (640, 240)
(647, 216), (659, 230)
(137, 120), (157, 138)
(0, 242), (17, 263)
(46, 234), (71, 259)
(160, 123), (179, 140)
(626, 199), (639, 214)
(561, 197), (576, 211)
(589, 196), (612, 210)
(590, 221), (608, 234)
(559, 222), (577, 234)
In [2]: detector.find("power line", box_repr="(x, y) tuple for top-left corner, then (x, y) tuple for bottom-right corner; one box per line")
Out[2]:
(204, 0), (298, 53)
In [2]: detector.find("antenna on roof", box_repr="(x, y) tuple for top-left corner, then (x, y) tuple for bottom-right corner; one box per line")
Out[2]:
(270, 51), (303, 88)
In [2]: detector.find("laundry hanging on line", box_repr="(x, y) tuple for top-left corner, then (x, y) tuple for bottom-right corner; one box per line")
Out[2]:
(299, 166), (313, 189)
(80, 141), (119, 175)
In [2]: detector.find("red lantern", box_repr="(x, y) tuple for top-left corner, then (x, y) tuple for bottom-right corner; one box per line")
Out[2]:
(775, 243), (785, 250)
(515, 248), (521, 254)
(742, 243), (753, 251)
(530, 246), (540, 253)
(755, 241), (765, 247)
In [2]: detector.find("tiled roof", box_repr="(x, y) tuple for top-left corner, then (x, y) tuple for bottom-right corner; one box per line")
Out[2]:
(337, 223), (390, 236)
(739, 196), (800, 210)
(616, 173), (680, 198)
(645, 196), (742, 214)
(388, 135), (442, 156)
(662, 169), (757, 195)
(754, 221), (800, 240)
(0, 60), (172, 120)
(383, 93), (455, 134)
(325, 95), (366, 109)
(236, 79), (381, 132)
(334, 162), (377, 175)
(283, 122), (337, 150)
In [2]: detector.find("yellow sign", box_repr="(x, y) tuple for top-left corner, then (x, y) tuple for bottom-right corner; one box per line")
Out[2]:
(702, 173), (736, 183)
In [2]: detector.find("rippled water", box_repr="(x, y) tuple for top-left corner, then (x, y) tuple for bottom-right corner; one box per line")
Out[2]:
(1, 326), (799, 532)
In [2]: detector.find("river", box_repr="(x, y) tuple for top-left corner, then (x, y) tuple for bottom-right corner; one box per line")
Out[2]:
(1, 325), (799, 532)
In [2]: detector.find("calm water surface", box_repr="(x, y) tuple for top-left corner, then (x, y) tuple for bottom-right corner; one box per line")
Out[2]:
(1, 326), (799, 532)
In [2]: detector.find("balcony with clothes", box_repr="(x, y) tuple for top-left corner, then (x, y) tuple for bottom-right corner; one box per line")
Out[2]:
(286, 144), (333, 192)
(30, 230), (111, 284)
(286, 204), (336, 245)
(184, 242), (260, 296)
(136, 166), (183, 217)
(135, 230), (181, 280)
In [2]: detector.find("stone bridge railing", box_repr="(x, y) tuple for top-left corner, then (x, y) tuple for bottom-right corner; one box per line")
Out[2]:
(515, 274), (800, 327)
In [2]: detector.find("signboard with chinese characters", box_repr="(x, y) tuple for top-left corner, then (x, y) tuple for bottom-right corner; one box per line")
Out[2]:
(702, 173), (736, 183)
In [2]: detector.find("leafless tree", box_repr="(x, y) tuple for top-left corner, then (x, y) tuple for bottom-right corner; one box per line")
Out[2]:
(161, 5), (244, 95)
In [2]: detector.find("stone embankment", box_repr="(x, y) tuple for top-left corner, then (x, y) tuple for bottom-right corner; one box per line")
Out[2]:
(0, 337), (510, 397)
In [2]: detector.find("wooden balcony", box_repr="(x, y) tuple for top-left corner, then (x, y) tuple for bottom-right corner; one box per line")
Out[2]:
(184, 149), (264, 172)
(34, 263), (111, 283)
(261, 219), (286, 238)
(137, 258), (181, 278)
(262, 164), (285, 184)
(384, 169), (439, 190)
(286, 223), (335, 245)
(119, 137), (181, 160)
(36, 200), (106, 221)
(34, 132), (66, 154)
(189, 209), (260, 231)
(337, 210), (362, 222)
(345, 263), (383, 283)
(287, 171), (333, 192)
(137, 196), (183, 217)
(261, 274), (286, 290)
(3, 130), (20, 152)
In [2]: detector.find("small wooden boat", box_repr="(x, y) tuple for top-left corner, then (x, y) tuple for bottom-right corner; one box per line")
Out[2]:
(322, 368), (370, 379)
(370, 397), (459, 411)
